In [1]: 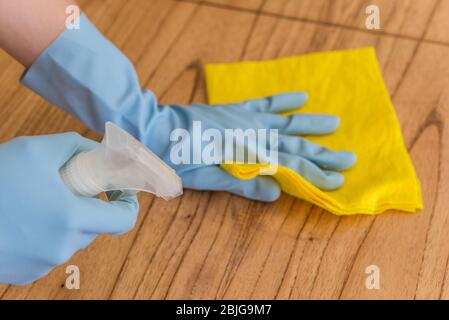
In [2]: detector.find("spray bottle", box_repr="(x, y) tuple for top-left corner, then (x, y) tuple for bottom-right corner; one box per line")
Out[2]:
(60, 122), (183, 200)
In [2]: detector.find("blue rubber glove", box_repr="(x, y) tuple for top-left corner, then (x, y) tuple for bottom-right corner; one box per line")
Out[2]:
(22, 14), (356, 202)
(0, 133), (139, 285)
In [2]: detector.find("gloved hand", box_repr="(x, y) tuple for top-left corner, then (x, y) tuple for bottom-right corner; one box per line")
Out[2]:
(150, 93), (356, 201)
(0, 133), (139, 285)
(22, 14), (356, 202)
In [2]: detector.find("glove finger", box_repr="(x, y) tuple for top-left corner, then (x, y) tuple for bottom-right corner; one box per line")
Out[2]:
(38, 131), (98, 153)
(277, 135), (357, 170)
(77, 233), (97, 250)
(283, 114), (340, 135)
(232, 92), (308, 113)
(60, 132), (99, 167)
(182, 166), (281, 202)
(76, 192), (139, 235)
(0, 255), (52, 285)
(278, 152), (345, 190)
(14, 132), (99, 168)
(62, 233), (96, 259)
(261, 113), (340, 135)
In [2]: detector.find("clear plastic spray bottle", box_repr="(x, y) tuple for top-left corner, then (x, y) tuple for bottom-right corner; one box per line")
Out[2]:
(60, 122), (183, 200)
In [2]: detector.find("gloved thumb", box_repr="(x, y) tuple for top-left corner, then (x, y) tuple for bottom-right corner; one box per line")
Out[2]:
(181, 166), (281, 202)
(76, 191), (139, 235)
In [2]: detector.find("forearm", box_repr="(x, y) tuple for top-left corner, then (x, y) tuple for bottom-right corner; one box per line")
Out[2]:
(0, 0), (76, 67)
(1, 1), (159, 147)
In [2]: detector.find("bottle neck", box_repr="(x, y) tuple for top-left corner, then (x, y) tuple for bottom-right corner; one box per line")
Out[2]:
(60, 152), (104, 197)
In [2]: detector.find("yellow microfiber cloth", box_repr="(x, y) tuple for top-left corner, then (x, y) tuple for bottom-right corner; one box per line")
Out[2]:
(204, 47), (422, 215)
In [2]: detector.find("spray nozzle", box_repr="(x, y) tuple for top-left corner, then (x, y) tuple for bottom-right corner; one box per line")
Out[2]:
(60, 122), (183, 200)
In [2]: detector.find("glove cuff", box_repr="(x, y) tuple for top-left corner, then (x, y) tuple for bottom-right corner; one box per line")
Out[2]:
(21, 14), (157, 137)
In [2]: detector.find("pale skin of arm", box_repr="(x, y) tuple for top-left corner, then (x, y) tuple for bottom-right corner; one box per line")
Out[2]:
(0, 0), (76, 67)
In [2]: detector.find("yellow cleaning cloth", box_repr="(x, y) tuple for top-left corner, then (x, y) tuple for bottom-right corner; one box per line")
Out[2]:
(205, 47), (422, 215)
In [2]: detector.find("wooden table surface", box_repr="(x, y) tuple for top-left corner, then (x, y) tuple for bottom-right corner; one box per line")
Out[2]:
(1, 0), (448, 300)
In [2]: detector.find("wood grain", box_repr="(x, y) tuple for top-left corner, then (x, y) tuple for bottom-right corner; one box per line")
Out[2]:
(427, 0), (449, 44)
(1, 0), (448, 299)
(201, 0), (442, 40)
